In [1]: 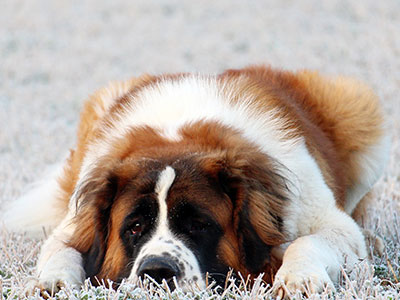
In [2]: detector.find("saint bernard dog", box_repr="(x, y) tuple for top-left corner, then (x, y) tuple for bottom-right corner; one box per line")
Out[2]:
(3, 65), (390, 296)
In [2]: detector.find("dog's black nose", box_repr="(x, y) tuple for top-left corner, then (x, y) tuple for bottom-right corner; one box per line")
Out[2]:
(137, 256), (180, 284)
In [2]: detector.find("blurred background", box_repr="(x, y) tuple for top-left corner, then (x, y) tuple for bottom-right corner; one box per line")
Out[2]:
(1, 0), (399, 204)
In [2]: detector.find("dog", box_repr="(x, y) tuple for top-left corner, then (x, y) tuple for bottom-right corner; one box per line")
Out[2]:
(3, 65), (390, 295)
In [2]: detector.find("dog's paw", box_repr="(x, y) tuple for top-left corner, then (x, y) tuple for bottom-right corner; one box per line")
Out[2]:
(35, 247), (85, 296)
(37, 269), (82, 296)
(271, 262), (335, 299)
(25, 277), (68, 299)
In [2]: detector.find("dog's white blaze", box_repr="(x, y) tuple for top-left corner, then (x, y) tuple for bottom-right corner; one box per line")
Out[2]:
(154, 166), (175, 232)
(129, 166), (205, 290)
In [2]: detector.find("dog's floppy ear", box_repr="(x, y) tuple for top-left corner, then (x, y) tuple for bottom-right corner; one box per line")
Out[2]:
(68, 160), (125, 281)
(201, 151), (288, 275)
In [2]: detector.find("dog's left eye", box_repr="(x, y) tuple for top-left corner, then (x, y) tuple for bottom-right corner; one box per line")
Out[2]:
(189, 219), (209, 234)
(131, 221), (143, 235)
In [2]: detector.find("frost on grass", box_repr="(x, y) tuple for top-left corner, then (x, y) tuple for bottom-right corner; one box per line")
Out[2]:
(1, 237), (400, 300)
(49, 274), (271, 300)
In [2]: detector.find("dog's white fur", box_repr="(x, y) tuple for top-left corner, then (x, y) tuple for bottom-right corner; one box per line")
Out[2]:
(344, 132), (391, 213)
(2, 163), (67, 238)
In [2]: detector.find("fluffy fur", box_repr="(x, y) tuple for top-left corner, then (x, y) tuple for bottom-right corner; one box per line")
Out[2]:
(2, 66), (390, 296)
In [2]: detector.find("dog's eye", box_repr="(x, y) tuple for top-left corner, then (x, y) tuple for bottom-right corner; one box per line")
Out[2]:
(127, 217), (145, 236)
(130, 221), (143, 235)
(189, 219), (209, 234)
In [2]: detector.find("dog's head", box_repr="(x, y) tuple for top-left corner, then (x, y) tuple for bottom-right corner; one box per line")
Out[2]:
(69, 124), (288, 289)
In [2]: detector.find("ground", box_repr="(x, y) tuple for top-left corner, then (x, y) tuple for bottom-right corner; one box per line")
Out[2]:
(0, 0), (399, 299)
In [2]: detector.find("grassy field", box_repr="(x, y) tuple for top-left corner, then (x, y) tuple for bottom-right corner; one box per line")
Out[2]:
(1, 0), (399, 298)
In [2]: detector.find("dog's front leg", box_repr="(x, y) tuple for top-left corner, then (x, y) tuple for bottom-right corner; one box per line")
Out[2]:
(33, 210), (85, 294)
(272, 208), (367, 297)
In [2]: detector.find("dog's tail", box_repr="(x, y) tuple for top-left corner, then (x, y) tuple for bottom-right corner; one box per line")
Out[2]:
(296, 71), (391, 214)
(1, 162), (69, 239)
